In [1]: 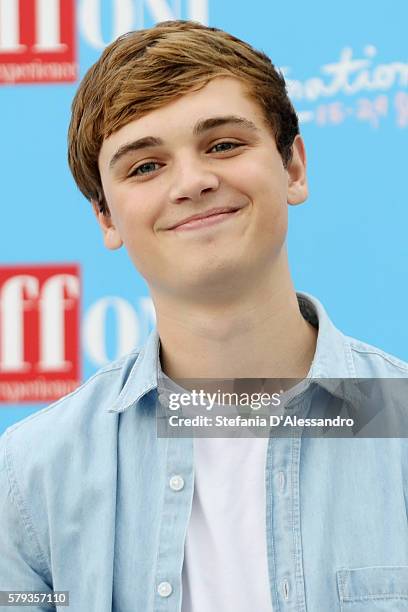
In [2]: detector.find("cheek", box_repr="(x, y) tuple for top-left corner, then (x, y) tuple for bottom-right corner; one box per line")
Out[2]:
(227, 153), (286, 197)
(234, 170), (287, 222)
(107, 186), (158, 243)
(238, 159), (288, 241)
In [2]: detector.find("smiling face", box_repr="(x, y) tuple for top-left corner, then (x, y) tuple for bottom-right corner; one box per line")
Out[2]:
(96, 77), (308, 303)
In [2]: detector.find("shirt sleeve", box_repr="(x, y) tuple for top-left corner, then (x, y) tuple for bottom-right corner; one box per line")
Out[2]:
(0, 431), (54, 611)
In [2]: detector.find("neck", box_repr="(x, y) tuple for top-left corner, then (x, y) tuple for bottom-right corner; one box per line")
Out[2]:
(152, 264), (317, 381)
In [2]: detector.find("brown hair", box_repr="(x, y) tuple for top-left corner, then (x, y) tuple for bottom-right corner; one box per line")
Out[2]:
(68, 20), (299, 214)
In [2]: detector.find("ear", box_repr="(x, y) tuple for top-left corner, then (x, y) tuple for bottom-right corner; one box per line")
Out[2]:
(287, 135), (308, 206)
(91, 200), (123, 250)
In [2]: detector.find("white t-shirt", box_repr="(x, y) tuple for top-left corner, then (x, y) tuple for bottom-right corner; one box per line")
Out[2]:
(181, 435), (273, 611)
(158, 372), (308, 612)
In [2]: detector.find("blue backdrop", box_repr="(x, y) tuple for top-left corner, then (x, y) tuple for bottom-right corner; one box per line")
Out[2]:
(1, 0), (407, 432)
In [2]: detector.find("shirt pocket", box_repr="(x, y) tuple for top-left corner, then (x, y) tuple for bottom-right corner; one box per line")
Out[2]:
(337, 566), (408, 612)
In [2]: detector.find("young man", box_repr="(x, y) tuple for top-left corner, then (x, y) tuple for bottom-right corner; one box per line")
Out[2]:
(1, 20), (408, 612)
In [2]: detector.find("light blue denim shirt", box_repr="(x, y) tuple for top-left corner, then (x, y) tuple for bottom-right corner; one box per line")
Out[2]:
(1, 293), (408, 611)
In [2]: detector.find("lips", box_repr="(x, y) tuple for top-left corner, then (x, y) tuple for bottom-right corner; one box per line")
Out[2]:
(168, 207), (242, 230)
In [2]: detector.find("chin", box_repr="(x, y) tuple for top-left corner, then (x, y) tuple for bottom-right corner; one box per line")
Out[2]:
(176, 261), (246, 293)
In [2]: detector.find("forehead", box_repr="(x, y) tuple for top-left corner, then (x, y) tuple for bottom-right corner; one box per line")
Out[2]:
(99, 77), (268, 161)
(132, 76), (265, 125)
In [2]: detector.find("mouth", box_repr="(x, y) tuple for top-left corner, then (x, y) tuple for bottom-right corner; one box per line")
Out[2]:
(168, 207), (243, 232)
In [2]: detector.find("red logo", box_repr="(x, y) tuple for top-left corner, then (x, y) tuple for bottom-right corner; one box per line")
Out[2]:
(0, 264), (81, 403)
(0, 0), (77, 85)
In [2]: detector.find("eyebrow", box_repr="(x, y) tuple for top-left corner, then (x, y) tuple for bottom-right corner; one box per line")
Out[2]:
(108, 115), (260, 170)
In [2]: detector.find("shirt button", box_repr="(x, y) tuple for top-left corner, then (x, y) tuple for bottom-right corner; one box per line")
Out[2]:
(169, 475), (185, 491)
(278, 471), (285, 492)
(282, 579), (290, 600)
(157, 581), (173, 598)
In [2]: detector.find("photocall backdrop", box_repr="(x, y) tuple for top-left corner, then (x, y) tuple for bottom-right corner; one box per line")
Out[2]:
(1, 0), (407, 433)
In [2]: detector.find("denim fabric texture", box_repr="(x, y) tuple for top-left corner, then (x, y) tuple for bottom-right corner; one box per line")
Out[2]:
(1, 293), (408, 611)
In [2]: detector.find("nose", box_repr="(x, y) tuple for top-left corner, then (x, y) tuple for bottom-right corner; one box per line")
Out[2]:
(168, 156), (220, 203)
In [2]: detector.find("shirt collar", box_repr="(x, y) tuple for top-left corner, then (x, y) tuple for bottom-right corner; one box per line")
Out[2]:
(109, 292), (356, 413)
(297, 292), (361, 406)
(109, 327), (161, 413)
(297, 292), (355, 378)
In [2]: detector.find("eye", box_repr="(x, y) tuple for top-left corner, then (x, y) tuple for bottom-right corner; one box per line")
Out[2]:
(209, 141), (242, 153)
(129, 161), (161, 177)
